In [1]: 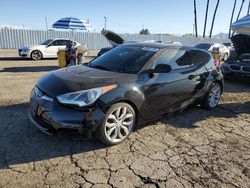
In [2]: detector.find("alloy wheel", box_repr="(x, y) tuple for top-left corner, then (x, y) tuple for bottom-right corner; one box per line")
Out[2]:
(208, 83), (221, 108)
(104, 106), (134, 143)
(31, 51), (42, 60)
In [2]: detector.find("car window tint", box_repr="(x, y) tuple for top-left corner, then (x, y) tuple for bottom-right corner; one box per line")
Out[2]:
(52, 40), (67, 46)
(88, 45), (156, 74)
(155, 49), (210, 69)
(188, 50), (211, 67)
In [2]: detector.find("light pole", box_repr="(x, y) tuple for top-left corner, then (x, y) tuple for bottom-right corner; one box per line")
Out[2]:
(104, 16), (107, 30)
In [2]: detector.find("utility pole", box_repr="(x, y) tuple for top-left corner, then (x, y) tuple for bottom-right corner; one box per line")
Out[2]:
(45, 17), (48, 31)
(104, 16), (107, 30)
(193, 0), (198, 37)
(248, 0), (250, 14)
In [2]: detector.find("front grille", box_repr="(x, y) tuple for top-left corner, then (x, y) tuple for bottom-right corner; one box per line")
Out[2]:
(242, 66), (250, 73)
(34, 115), (53, 130)
(230, 65), (241, 71)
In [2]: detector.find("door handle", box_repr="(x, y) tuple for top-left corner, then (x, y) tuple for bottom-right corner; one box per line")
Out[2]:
(188, 75), (195, 80)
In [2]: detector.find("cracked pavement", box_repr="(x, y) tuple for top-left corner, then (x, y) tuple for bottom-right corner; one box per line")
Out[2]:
(0, 50), (250, 187)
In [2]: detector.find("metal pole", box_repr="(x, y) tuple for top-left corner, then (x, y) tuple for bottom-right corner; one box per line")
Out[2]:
(248, 0), (250, 14)
(104, 16), (107, 30)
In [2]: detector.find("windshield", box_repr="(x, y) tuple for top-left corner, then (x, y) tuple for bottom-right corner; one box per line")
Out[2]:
(41, 39), (53, 45)
(87, 45), (157, 74)
(195, 43), (213, 50)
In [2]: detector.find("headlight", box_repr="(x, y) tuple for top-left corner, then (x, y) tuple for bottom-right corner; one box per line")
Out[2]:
(57, 84), (117, 107)
(21, 48), (30, 52)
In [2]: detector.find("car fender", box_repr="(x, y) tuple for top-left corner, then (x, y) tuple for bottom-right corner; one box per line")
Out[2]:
(98, 85), (146, 118)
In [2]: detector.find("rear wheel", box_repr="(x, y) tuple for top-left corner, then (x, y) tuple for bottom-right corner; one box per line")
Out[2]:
(201, 82), (222, 110)
(31, 50), (43, 60)
(99, 102), (136, 145)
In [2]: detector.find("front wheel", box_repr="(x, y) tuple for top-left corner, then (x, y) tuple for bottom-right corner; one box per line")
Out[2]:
(201, 82), (222, 110)
(99, 102), (136, 145)
(31, 50), (43, 60)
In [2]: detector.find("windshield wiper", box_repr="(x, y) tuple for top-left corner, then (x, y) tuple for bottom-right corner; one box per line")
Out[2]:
(90, 65), (117, 72)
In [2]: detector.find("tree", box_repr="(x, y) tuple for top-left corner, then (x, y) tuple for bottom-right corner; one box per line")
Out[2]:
(236, 0), (246, 21)
(232, 0), (246, 36)
(139, 29), (150, 35)
(203, 0), (210, 38)
(193, 0), (198, 37)
(228, 0), (237, 38)
(209, 0), (220, 38)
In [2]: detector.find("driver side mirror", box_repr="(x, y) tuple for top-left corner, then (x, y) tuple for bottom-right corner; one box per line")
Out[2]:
(140, 64), (172, 77)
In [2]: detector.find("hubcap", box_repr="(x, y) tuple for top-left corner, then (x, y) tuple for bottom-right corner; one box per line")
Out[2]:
(208, 84), (221, 108)
(104, 106), (134, 143)
(32, 51), (41, 60)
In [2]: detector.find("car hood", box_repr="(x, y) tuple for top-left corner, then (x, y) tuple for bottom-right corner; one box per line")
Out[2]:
(231, 34), (250, 56)
(36, 64), (137, 97)
(20, 45), (46, 50)
(101, 30), (124, 46)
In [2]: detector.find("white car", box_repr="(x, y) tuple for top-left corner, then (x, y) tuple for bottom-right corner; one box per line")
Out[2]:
(18, 38), (81, 60)
(195, 43), (230, 61)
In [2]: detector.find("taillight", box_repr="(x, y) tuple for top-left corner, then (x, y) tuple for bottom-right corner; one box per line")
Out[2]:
(214, 60), (221, 68)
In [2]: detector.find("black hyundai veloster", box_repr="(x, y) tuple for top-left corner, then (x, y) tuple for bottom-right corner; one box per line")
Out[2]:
(29, 43), (223, 145)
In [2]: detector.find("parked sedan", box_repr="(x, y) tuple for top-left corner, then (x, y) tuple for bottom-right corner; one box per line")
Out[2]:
(18, 38), (80, 60)
(195, 42), (230, 61)
(29, 43), (223, 145)
(222, 34), (250, 81)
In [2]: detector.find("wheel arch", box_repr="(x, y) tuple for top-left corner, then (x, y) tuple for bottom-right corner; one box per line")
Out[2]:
(107, 99), (140, 126)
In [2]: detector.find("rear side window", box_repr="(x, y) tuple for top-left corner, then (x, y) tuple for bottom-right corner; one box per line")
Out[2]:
(52, 40), (68, 46)
(155, 49), (210, 70)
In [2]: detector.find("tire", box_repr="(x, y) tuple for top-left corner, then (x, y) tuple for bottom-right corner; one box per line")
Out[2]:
(201, 82), (222, 110)
(98, 102), (136, 146)
(223, 53), (229, 61)
(31, 50), (43, 60)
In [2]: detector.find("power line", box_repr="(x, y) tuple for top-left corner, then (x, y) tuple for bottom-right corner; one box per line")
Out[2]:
(108, 19), (141, 31)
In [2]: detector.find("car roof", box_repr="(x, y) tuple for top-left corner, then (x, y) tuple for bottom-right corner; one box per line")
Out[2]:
(50, 38), (79, 41)
(122, 42), (204, 51)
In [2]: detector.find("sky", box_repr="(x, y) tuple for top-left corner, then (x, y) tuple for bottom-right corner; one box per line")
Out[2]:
(0, 0), (249, 35)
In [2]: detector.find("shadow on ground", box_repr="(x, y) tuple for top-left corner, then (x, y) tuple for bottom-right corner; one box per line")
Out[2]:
(0, 57), (57, 61)
(223, 80), (250, 93)
(0, 100), (249, 169)
(0, 66), (59, 73)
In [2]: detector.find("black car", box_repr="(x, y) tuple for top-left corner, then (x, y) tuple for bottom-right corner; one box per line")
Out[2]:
(29, 43), (224, 145)
(222, 34), (250, 81)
